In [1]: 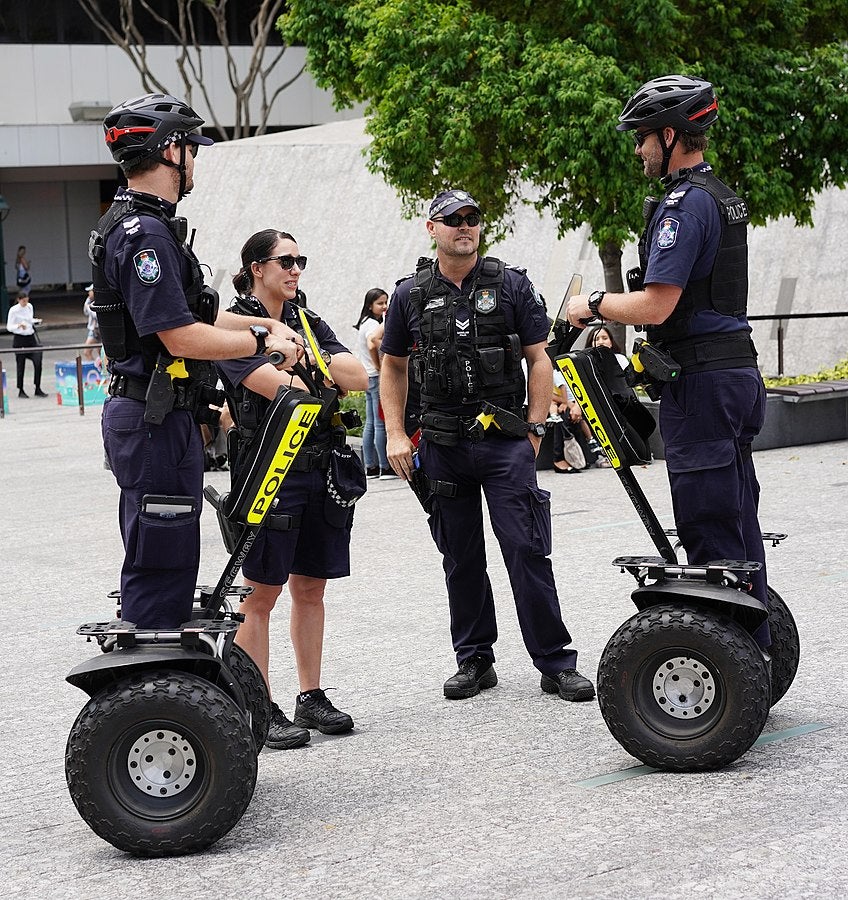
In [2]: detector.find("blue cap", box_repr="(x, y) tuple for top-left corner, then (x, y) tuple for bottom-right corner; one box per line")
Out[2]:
(429, 189), (481, 219)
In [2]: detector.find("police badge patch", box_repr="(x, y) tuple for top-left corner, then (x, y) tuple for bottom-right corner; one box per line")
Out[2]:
(530, 283), (544, 307)
(657, 218), (680, 249)
(475, 288), (497, 314)
(133, 249), (161, 283)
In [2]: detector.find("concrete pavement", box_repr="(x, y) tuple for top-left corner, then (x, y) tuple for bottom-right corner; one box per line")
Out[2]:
(0, 345), (846, 899)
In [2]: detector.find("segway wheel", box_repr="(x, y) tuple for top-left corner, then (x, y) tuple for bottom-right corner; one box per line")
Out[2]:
(597, 603), (771, 772)
(225, 644), (272, 751)
(66, 670), (257, 857)
(767, 586), (800, 707)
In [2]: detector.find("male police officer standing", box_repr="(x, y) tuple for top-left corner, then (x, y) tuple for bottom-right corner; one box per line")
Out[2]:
(93, 93), (301, 630)
(567, 76), (771, 649)
(381, 189), (594, 702)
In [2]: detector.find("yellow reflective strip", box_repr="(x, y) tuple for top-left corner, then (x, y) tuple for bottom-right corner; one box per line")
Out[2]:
(556, 356), (622, 470)
(297, 307), (333, 383)
(246, 400), (323, 525)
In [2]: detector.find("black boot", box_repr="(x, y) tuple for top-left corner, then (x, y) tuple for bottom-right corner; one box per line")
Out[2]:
(443, 655), (498, 699)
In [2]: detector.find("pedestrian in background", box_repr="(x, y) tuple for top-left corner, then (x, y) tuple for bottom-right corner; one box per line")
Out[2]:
(82, 283), (101, 363)
(354, 287), (394, 479)
(6, 291), (46, 397)
(15, 246), (31, 295)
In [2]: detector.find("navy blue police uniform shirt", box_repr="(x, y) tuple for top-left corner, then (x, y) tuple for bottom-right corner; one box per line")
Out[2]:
(104, 189), (196, 379)
(216, 298), (348, 391)
(381, 256), (549, 414)
(644, 163), (750, 337)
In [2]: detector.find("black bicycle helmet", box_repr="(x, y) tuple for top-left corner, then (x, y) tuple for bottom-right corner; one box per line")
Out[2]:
(617, 75), (718, 133)
(103, 93), (213, 165)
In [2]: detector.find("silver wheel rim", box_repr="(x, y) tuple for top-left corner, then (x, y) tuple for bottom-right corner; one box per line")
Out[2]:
(652, 656), (715, 720)
(126, 728), (197, 797)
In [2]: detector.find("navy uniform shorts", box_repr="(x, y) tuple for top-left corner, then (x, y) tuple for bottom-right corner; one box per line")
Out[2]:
(241, 466), (353, 587)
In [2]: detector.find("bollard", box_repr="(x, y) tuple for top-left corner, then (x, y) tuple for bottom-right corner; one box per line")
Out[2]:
(75, 355), (85, 416)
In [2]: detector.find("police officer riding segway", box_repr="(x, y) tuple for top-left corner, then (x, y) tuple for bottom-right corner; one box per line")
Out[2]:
(64, 94), (307, 856)
(564, 76), (799, 770)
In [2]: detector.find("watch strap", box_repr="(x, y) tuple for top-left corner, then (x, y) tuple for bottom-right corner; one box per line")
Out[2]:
(588, 290), (606, 319)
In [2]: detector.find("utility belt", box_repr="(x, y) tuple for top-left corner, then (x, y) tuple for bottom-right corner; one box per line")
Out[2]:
(420, 402), (528, 447)
(628, 333), (757, 399)
(108, 368), (225, 426)
(289, 446), (332, 472)
(664, 333), (758, 374)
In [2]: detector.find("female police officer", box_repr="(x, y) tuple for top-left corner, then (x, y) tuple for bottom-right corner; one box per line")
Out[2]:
(216, 229), (367, 750)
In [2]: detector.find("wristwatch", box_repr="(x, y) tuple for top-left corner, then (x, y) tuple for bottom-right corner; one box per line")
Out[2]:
(588, 290), (606, 320)
(527, 422), (547, 437)
(319, 349), (332, 366)
(249, 324), (269, 355)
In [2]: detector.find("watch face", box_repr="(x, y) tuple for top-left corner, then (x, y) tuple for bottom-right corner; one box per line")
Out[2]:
(529, 423), (546, 436)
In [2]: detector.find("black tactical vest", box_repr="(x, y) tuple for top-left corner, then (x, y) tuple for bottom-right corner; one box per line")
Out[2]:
(223, 296), (336, 444)
(640, 169), (750, 346)
(409, 257), (525, 410)
(89, 192), (216, 375)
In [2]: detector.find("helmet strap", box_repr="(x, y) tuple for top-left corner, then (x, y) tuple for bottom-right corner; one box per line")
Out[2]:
(155, 137), (190, 201)
(656, 128), (680, 178)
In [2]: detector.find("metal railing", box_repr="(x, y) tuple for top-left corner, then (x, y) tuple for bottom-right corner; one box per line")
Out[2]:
(747, 311), (848, 377)
(0, 341), (103, 419)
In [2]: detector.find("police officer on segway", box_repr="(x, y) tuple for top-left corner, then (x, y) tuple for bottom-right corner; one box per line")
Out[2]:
(566, 75), (771, 651)
(381, 189), (595, 703)
(93, 93), (301, 630)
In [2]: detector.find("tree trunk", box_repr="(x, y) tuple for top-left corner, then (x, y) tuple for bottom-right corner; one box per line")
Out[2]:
(598, 240), (627, 350)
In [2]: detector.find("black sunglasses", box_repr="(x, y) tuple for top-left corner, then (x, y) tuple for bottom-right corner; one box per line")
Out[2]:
(633, 130), (658, 147)
(432, 212), (481, 227)
(258, 254), (308, 271)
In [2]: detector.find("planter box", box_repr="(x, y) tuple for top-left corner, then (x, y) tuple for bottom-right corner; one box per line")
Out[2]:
(643, 380), (848, 459)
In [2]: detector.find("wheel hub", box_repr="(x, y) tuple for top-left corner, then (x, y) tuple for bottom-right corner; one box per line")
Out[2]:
(652, 656), (714, 720)
(126, 729), (197, 797)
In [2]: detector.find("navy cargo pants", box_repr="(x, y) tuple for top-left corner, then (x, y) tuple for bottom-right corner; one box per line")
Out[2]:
(102, 397), (203, 629)
(660, 367), (770, 648)
(417, 433), (578, 675)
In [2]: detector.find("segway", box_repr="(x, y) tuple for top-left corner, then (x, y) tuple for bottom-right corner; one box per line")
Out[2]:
(65, 362), (324, 857)
(548, 278), (800, 772)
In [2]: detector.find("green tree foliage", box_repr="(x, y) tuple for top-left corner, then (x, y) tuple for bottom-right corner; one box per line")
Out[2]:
(282, 0), (848, 285)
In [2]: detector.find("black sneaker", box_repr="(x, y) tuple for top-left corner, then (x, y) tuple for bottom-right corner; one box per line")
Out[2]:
(265, 702), (311, 749)
(379, 468), (399, 480)
(294, 689), (354, 734)
(443, 655), (498, 699)
(18, 389), (28, 399)
(540, 669), (596, 702)
(34, 388), (48, 397)
(366, 466), (380, 479)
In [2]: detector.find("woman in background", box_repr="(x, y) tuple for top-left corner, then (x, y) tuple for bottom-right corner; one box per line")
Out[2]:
(354, 288), (394, 479)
